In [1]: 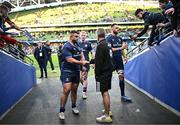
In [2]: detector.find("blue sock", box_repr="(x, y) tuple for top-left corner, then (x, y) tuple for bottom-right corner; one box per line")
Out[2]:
(72, 103), (76, 108)
(83, 87), (87, 92)
(60, 107), (65, 112)
(119, 80), (125, 96)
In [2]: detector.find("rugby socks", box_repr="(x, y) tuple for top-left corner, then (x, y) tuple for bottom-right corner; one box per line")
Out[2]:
(119, 80), (125, 96)
(60, 107), (65, 112)
(72, 103), (76, 108)
(83, 87), (87, 92)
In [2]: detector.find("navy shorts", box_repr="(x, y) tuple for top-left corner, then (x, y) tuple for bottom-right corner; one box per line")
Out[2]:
(112, 58), (124, 71)
(60, 71), (80, 85)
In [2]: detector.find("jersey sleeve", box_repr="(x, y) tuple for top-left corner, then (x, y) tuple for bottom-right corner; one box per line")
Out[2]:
(137, 17), (149, 37)
(106, 35), (110, 43)
(106, 36), (113, 49)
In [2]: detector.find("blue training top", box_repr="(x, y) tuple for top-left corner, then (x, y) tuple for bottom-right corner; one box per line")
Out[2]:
(106, 34), (123, 58)
(61, 42), (82, 72)
(79, 41), (92, 61)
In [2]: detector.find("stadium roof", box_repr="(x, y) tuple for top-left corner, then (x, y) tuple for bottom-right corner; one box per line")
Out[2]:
(0, 0), (158, 13)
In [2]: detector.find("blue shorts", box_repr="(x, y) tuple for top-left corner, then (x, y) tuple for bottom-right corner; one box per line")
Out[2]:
(112, 58), (124, 71)
(60, 71), (80, 85)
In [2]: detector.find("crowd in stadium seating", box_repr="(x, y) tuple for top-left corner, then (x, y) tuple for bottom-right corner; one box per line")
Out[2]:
(10, 3), (158, 26)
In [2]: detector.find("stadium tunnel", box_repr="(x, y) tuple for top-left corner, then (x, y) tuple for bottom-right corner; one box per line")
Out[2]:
(0, 0), (180, 124)
(0, 35), (180, 124)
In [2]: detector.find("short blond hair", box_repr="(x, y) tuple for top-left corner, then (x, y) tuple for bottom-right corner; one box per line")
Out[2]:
(80, 31), (87, 36)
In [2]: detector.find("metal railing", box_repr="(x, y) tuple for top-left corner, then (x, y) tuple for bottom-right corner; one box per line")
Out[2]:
(126, 37), (149, 58)
(0, 37), (34, 65)
(126, 28), (173, 59)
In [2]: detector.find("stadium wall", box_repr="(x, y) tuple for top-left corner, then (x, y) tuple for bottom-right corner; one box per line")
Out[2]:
(125, 36), (180, 116)
(0, 51), (36, 119)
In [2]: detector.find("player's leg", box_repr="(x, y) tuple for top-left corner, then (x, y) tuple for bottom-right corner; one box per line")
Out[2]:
(59, 72), (72, 120)
(71, 72), (80, 114)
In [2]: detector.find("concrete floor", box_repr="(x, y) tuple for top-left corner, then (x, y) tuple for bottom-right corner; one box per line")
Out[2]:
(0, 75), (180, 124)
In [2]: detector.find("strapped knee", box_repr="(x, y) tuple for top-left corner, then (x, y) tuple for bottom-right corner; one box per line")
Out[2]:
(117, 70), (124, 80)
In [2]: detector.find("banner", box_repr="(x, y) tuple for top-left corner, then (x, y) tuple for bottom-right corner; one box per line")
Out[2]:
(125, 36), (180, 112)
(0, 51), (36, 117)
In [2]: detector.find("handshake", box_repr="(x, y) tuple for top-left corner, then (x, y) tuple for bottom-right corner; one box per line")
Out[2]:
(89, 59), (95, 64)
(80, 60), (89, 66)
(80, 59), (95, 65)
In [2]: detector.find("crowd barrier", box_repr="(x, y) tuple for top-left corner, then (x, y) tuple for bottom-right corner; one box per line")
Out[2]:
(125, 36), (180, 116)
(0, 51), (36, 118)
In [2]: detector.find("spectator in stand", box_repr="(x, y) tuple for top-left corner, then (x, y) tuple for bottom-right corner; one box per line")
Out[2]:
(131, 9), (167, 46)
(17, 44), (26, 60)
(165, 0), (180, 36)
(158, 0), (173, 30)
(0, 1), (24, 46)
(155, 0), (173, 44)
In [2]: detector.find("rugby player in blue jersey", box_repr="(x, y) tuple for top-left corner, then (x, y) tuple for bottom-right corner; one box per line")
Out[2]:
(79, 31), (95, 99)
(59, 31), (89, 120)
(106, 23), (132, 102)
